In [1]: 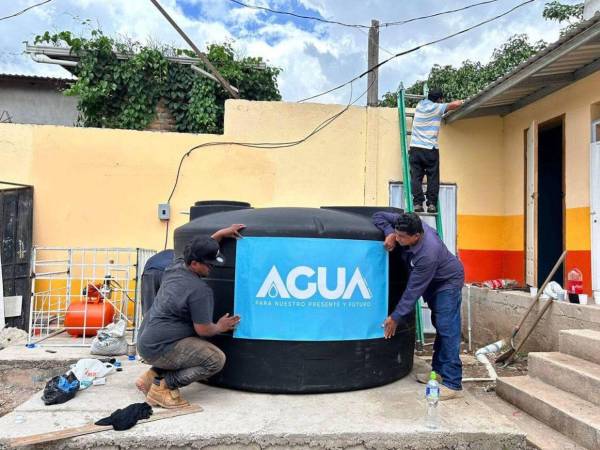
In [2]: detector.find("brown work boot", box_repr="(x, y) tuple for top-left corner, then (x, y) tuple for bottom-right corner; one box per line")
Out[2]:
(415, 372), (442, 384)
(135, 369), (158, 394)
(439, 385), (463, 401)
(146, 378), (190, 409)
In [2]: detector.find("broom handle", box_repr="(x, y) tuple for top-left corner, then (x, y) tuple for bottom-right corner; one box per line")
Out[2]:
(511, 250), (567, 338)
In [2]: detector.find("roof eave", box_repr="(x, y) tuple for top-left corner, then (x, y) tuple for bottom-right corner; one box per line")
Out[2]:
(446, 15), (600, 123)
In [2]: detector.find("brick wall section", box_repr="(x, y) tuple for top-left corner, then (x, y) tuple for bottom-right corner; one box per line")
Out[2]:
(462, 286), (600, 352)
(146, 99), (176, 132)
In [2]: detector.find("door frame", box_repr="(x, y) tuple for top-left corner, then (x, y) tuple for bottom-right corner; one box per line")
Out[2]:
(525, 115), (566, 287)
(591, 119), (600, 292)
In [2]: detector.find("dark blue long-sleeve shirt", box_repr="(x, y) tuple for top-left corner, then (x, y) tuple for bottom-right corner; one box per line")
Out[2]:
(372, 212), (464, 321)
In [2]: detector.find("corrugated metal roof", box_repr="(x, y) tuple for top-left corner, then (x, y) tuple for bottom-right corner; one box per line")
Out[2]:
(447, 12), (600, 122)
(0, 73), (75, 83)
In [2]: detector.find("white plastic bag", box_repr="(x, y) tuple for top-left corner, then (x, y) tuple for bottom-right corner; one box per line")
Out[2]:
(543, 281), (565, 300)
(90, 320), (127, 356)
(70, 358), (115, 390)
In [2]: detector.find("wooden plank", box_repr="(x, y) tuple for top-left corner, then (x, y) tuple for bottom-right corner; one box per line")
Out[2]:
(8, 404), (202, 448)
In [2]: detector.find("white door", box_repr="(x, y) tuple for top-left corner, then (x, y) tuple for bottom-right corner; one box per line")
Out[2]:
(389, 183), (457, 254)
(526, 122), (538, 287)
(591, 120), (600, 292)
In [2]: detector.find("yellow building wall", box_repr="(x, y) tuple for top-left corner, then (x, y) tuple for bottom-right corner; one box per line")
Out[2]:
(0, 100), (505, 254)
(480, 71), (600, 290)
(1, 73), (597, 291)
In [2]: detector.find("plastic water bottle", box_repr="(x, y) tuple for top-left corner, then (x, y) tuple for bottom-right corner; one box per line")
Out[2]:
(425, 371), (440, 429)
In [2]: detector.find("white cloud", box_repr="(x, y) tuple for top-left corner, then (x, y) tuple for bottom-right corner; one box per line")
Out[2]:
(0, 0), (575, 104)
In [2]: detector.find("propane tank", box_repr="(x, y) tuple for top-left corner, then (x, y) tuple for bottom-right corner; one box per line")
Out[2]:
(64, 283), (115, 337)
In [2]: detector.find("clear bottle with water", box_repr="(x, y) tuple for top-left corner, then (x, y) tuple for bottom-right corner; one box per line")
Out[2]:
(425, 371), (440, 429)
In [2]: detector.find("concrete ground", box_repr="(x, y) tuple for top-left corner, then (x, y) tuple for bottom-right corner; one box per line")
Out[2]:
(0, 346), (525, 450)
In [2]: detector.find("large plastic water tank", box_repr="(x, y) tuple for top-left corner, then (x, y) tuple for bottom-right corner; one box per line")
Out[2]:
(173, 203), (413, 393)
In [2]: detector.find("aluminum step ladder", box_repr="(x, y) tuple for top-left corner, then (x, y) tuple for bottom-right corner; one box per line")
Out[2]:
(396, 82), (443, 352)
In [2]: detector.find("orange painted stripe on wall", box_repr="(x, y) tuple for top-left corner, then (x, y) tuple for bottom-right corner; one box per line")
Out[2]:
(459, 249), (592, 293)
(566, 207), (591, 251)
(458, 249), (524, 284)
(458, 215), (523, 251)
(566, 250), (592, 294)
(458, 208), (589, 253)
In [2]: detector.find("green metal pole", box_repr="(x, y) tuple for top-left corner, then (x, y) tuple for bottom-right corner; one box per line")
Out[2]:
(397, 82), (424, 351)
(397, 83), (413, 212)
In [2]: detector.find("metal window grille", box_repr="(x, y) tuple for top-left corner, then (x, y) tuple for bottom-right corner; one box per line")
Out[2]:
(28, 247), (156, 347)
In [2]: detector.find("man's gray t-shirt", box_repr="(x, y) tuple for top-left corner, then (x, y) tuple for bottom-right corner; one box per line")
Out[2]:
(138, 260), (214, 359)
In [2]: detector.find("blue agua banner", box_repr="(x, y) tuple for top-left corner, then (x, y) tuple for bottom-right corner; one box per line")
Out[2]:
(233, 237), (388, 341)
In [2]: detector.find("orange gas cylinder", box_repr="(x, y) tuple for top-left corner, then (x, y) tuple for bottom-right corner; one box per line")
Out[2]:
(65, 283), (115, 337)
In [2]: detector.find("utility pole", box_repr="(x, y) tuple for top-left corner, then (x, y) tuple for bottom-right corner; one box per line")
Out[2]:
(149, 0), (240, 99)
(367, 19), (379, 107)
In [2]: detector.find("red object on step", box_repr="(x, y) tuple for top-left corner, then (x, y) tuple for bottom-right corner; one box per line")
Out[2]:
(64, 283), (114, 337)
(566, 268), (584, 294)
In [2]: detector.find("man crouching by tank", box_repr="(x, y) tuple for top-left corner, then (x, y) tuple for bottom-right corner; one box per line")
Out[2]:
(135, 224), (245, 408)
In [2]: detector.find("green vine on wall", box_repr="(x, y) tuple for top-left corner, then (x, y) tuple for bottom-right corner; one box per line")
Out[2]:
(34, 29), (282, 133)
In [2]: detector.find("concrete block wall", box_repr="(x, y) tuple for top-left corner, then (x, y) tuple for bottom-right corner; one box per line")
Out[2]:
(461, 286), (600, 352)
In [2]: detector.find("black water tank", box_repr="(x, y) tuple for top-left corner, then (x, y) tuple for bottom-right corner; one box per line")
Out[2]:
(190, 200), (251, 221)
(174, 205), (413, 393)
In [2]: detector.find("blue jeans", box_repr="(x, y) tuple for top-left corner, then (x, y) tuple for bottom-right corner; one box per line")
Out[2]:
(427, 288), (462, 390)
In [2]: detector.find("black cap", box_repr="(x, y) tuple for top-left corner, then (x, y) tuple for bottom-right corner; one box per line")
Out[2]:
(183, 236), (226, 266)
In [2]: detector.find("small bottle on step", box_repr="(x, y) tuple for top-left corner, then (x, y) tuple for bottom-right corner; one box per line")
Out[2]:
(425, 371), (440, 429)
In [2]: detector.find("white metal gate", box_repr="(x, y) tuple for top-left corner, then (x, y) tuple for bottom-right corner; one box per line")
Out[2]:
(389, 183), (457, 254)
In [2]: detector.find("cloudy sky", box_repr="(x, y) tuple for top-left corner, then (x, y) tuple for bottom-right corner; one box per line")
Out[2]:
(0, 0), (579, 104)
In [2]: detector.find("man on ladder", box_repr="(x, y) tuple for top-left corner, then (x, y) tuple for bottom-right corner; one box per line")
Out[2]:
(409, 88), (463, 213)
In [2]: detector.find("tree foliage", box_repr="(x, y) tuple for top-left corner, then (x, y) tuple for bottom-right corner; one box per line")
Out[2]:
(379, 35), (545, 107)
(543, 0), (584, 32)
(379, 1), (583, 107)
(34, 29), (281, 133)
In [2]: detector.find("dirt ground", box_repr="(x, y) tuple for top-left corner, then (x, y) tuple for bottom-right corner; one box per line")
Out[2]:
(417, 337), (529, 393)
(0, 384), (42, 418)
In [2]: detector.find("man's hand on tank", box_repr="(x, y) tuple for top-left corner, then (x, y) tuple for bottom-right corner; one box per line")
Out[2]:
(212, 224), (246, 242)
(382, 316), (398, 339)
(216, 313), (241, 333)
(384, 234), (397, 252)
(224, 224), (246, 239)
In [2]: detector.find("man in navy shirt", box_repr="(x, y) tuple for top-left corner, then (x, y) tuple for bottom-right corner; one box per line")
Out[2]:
(373, 211), (464, 400)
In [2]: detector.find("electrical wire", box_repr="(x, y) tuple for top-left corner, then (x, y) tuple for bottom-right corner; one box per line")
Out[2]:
(380, 0), (503, 27)
(162, 78), (370, 249)
(0, 0), (54, 21)
(227, 0), (504, 29)
(356, 27), (396, 57)
(297, 0), (537, 103)
(227, 0), (369, 29)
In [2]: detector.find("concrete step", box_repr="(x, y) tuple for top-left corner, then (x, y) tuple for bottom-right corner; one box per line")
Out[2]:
(560, 329), (600, 365)
(530, 352), (600, 406)
(476, 389), (586, 450)
(497, 375), (600, 450)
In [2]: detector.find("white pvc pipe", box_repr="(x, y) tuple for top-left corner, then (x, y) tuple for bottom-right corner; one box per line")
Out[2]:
(474, 339), (505, 381)
(30, 53), (78, 67)
(463, 377), (494, 382)
(467, 284), (472, 352)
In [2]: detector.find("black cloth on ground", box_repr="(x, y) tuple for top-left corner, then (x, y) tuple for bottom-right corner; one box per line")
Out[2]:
(95, 402), (153, 430)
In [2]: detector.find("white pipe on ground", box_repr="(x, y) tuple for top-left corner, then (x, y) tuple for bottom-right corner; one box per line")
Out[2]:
(466, 284), (472, 352)
(474, 339), (505, 381)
